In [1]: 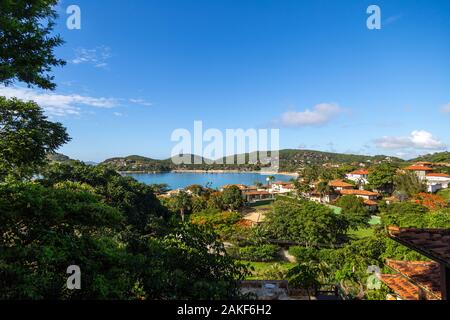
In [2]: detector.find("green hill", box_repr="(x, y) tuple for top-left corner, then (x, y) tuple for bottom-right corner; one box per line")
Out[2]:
(101, 149), (404, 173)
(410, 151), (450, 164)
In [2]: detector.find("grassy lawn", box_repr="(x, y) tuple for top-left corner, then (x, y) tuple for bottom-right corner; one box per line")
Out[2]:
(348, 227), (375, 239)
(239, 261), (296, 280)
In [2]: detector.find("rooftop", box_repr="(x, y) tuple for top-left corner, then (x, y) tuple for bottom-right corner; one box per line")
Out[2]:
(339, 189), (378, 196)
(388, 226), (450, 267)
(363, 199), (378, 206)
(426, 173), (450, 178)
(385, 259), (441, 300)
(404, 165), (433, 171)
(328, 179), (354, 188)
(380, 274), (423, 300)
(348, 170), (369, 175)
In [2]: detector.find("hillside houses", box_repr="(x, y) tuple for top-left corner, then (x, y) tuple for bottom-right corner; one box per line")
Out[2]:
(345, 169), (369, 188)
(221, 182), (295, 204)
(404, 164), (450, 193)
(304, 178), (380, 211)
(271, 181), (295, 193)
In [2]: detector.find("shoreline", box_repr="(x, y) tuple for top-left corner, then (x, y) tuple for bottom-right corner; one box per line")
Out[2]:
(119, 169), (299, 177)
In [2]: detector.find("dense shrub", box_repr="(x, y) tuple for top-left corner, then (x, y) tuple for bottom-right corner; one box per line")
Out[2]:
(288, 246), (319, 263)
(238, 245), (279, 262)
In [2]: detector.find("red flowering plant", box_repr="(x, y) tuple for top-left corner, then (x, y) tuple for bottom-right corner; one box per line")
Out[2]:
(413, 192), (447, 210)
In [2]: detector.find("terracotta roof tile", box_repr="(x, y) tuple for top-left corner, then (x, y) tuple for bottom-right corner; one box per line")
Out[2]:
(426, 173), (450, 178)
(380, 274), (420, 300)
(386, 260), (442, 300)
(348, 170), (369, 175)
(339, 189), (378, 196)
(363, 199), (378, 206)
(404, 165), (433, 171)
(388, 227), (450, 266)
(328, 179), (354, 188)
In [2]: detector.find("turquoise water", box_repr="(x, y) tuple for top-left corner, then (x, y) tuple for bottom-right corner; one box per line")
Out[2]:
(122, 172), (294, 190)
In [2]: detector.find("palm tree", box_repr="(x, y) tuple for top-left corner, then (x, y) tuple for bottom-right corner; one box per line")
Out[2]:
(254, 181), (263, 188)
(266, 175), (275, 186)
(173, 190), (192, 222)
(316, 181), (333, 202)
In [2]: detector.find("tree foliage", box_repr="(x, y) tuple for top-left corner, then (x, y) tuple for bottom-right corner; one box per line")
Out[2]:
(0, 97), (70, 179)
(367, 163), (397, 192)
(0, 0), (65, 89)
(0, 99), (248, 300)
(265, 198), (348, 247)
(394, 172), (426, 197)
(221, 185), (244, 211)
(336, 195), (371, 230)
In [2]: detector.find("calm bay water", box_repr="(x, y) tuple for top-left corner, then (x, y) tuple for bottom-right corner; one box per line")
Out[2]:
(122, 172), (294, 190)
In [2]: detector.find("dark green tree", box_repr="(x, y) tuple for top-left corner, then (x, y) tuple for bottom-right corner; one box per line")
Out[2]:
(393, 172), (426, 197)
(221, 185), (244, 211)
(0, 0), (65, 89)
(380, 202), (429, 228)
(265, 198), (348, 247)
(336, 195), (371, 230)
(287, 264), (320, 299)
(42, 162), (169, 231)
(0, 97), (70, 179)
(367, 163), (397, 193)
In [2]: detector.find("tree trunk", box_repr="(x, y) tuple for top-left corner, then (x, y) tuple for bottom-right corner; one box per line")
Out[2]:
(180, 209), (185, 222)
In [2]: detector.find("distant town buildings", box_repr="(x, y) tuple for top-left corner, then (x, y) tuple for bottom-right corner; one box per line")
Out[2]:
(345, 169), (369, 188)
(404, 164), (450, 193)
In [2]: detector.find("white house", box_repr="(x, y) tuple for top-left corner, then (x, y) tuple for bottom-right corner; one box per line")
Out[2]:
(339, 189), (379, 211)
(339, 189), (379, 201)
(404, 165), (433, 178)
(345, 169), (369, 187)
(404, 164), (450, 193)
(424, 173), (450, 193)
(270, 181), (295, 194)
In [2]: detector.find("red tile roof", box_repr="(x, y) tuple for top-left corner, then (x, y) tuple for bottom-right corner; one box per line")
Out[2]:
(363, 199), (378, 206)
(380, 274), (421, 300)
(426, 173), (450, 178)
(388, 226), (450, 266)
(328, 179), (354, 188)
(404, 165), (433, 171)
(385, 260), (441, 300)
(348, 170), (369, 175)
(339, 189), (378, 196)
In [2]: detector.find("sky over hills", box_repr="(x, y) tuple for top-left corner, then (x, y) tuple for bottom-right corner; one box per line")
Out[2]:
(1, 0), (449, 162)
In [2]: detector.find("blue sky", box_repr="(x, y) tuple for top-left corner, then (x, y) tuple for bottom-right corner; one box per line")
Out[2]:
(2, 0), (450, 162)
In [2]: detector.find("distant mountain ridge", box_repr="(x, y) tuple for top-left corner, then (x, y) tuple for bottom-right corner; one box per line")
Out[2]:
(100, 149), (406, 173)
(410, 152), (450, 164)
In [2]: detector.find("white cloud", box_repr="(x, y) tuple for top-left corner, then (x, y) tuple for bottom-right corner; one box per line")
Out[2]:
(277, 103), (343, 127)
(0, 86), (119, 116)
(113, 112), (123, 117)
(72, 46), (112, 68)
(375, 130), (447, 150)
(441, 103), (450, 113)
(129, 98), (153, 107)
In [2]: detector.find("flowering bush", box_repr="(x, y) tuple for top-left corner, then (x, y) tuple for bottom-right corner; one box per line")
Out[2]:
(413, 193), (447, 210)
